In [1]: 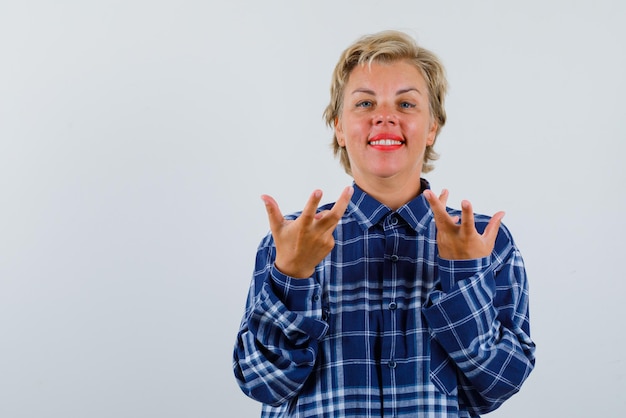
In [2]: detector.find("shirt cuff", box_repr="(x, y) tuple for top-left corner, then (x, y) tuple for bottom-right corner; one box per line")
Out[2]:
(437, 255), (492, 293)
(270, 264), (322, 314)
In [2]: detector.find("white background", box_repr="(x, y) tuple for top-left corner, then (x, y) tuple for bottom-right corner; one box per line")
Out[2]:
(1, 1), (625, 417)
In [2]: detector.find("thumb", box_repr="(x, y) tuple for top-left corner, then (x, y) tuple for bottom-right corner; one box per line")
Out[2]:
(483, 211), (505, 244)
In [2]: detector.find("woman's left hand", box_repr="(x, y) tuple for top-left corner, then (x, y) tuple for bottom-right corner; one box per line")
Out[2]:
(424, 189), (505, 260)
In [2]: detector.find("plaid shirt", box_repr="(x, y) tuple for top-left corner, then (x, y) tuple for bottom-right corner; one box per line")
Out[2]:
(233, 180), (535, 417)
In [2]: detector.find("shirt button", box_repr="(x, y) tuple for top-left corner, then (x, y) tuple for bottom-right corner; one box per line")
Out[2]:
(390, 254), (399, 262)
(322, 308), (330, 321)
(390, 216), (398, 226)
(388, 301), (397, 310)
(313, 294), (320, 301)
(388, 360), (397, 369)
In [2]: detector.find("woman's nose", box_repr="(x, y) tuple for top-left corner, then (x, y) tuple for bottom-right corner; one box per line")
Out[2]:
(374, 111), (398, 125)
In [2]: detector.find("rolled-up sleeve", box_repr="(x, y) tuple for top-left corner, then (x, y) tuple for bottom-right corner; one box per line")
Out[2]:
(233, 235), (328, 406)
(423, 225), (536, 415)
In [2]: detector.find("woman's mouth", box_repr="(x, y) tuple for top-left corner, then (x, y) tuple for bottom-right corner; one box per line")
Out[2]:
(368, 139), (404, 146)
(368, 134), (405, 150)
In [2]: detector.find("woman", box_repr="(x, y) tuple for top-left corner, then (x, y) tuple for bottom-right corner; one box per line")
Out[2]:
(233, 30), (535, 417)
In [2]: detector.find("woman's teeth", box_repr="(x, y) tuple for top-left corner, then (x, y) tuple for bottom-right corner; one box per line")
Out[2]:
(369, 139), (403, 146)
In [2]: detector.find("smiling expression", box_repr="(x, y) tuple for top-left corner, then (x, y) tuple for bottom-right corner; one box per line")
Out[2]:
(335, 60), (438, 188)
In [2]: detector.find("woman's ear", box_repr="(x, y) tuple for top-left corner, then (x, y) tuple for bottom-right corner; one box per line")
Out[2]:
(334, 117), (346, 147)
(426, 120), (438, 146)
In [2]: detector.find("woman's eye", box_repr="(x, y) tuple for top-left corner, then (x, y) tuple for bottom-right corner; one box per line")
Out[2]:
(400, 101), (415, 109)
(356, 100), (373, 108)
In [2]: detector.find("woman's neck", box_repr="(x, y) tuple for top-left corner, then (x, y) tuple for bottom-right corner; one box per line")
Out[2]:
(354, 175), (424, 210)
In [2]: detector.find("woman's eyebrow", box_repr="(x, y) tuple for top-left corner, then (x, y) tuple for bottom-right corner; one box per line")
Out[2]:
(350, 88), (375, 95)
(397, 87), (422, 95)
(350, 87), (423, 95)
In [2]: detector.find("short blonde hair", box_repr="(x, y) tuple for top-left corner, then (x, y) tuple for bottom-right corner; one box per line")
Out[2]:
(323, 30), (448, 174)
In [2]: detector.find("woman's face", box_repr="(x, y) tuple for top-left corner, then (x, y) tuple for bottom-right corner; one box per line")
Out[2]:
(335, 60), (437, 189)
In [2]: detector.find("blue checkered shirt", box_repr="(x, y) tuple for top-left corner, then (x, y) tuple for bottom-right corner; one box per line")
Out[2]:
(233, 181), (535, 417)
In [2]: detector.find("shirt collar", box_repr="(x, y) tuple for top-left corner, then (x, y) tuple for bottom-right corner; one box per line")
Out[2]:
(347, 178), (433, 233)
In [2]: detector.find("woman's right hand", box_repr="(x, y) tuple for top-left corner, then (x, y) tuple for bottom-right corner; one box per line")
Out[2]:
(261, 186), (354, 279)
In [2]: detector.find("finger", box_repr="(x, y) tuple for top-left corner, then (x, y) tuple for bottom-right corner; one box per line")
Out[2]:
(483, 211), (505, 242)
(424, 189), (453, 227)
(438, 188), (450, 206)
(460, 200), (476, 234)
(300, 189), (324, 223)
(317, 185), (354, 230)
(330, 186), (354, 217)
(424, 189), (446, 213)
(261, 194), (285, 232)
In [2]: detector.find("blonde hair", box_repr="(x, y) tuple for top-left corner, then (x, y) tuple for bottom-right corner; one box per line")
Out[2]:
(323, 30), (448, 174)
